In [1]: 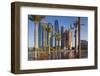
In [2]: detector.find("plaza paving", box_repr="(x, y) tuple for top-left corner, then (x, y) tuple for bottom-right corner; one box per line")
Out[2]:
(28, 49), (87, 60)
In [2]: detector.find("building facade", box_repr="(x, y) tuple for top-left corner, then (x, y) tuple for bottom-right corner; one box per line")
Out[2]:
(61, 26), (64, 49)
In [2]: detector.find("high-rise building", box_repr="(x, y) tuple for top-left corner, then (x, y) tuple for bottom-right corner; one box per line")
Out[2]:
(38, 22), (43, 48)
(54, 20), (59, 47)
(50, 25), (53, 47)
(68, 29), (72, 50)
(46, 29), (49, 47)
(63, 29), (68, 49)
(55, 20), (59, 32)
(61, 26), (64, 49)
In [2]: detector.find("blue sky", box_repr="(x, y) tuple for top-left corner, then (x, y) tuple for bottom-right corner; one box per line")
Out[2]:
(28, 15), (88, 48)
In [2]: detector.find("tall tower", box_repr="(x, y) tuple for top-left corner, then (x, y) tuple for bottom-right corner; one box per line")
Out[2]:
(68, 29), (72, 50)
(54, 20), (59, 47)
(50, 25), (53, 47)
(38, 22), (43, 48)
(55, 20), (59, 32)
(64, 29), (68, 50)
(61, 26), (64, 49)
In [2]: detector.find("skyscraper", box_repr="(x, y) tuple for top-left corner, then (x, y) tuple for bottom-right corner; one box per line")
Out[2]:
(55, 20), (59, 32)
(54, 20), (59, 47)
(61, 26), (64, 49)
(68, 29), (72, 50)
(46, 29), (49, 47)
(38, 22), (43, 48)
(63, 29), (68, 49)
(50, 25), (53, 47)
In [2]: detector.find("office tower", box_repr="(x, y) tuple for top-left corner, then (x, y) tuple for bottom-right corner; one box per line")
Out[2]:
(38, 22), (43, 48)
(50, 25), (53, 47)
(54, 20), (59, 47)
(64, 29), (67, 49)
(46, 29), (49, 47)
(61, 26), (64, 49)
(68, 29), (72, 50)
(55, 20), (59, 32)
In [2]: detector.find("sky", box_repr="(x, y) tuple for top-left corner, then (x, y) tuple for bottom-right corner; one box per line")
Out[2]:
(28, 15), (88, 48)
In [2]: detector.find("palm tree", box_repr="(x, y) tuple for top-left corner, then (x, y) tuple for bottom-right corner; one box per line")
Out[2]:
(28, 15), (45, 59)
(54, 32), (58, 51)
(57, 33), (61, 51)
(53, 32), (61, 59)
(71, 17), (84, 58)
(46, 23), (53, 54)
(77, 17), (81, 58)
(54, 32), (61, 51)
(41, 22), (47, 51)
(29, 15), (45, 49)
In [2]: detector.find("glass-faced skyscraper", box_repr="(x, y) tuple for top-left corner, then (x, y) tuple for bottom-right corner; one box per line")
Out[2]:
(50, 25), (53, 47)
(38, 22), (43, 48)
(54, 20), (59, 47)
(55, 20), (59, 32)
(61, 26), (64, 49)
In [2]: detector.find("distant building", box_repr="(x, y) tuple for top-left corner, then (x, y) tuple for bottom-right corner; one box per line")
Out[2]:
(64, 29), (68, 49)
(46, 28), (49, 47)
(50, 25), (53, 47)
(68, 29), (72, 50)
(38, 22), (43, 48)
(81, 40), (88, 50)
(61, 26), (64, 49)
(55, 20), (59, 32)
(54, 20), (59, 47)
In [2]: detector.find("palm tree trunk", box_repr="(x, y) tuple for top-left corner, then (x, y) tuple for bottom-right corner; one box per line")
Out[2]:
(43, 28), (46, 50)
(78, 17), (81, 58)
(34, 22), (39, 59)
(48, 33), (51, 55)
(34, 22), (37, 59)
(34, 23), (36, 49)
(75, 24), (78, 56)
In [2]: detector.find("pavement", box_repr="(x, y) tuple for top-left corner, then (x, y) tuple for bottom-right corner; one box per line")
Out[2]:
(28, 49), (88, 60)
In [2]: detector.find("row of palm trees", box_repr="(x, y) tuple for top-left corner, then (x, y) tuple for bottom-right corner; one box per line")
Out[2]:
(41, 22), (62, 54)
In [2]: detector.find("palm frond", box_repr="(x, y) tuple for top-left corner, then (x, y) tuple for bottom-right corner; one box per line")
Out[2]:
(28, 15), (45, 21)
